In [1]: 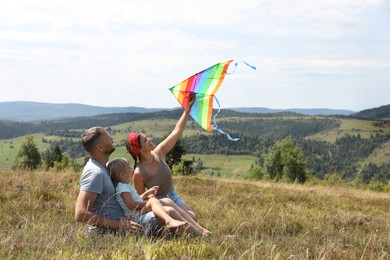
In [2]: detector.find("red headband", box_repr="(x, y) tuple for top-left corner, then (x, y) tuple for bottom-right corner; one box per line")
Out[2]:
(128, 132), (140, 156)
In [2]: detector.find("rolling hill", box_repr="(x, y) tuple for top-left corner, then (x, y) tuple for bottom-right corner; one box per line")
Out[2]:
(0, 101), (163, 121)
(352, 104), (390, 120)
(230, 107), (355, 115)
(0, 101), (359, 122)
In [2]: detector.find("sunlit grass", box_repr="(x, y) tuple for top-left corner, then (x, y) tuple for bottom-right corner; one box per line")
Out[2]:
(1, 170), (390, 258)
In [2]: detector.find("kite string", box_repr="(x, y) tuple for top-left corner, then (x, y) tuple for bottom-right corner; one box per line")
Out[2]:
(210, 60), (256, 141)
(211, 96), (240, 142)
(226, 61), (257, 75)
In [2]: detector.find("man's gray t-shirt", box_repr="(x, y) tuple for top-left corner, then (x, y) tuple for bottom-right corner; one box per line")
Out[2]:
(80, 159), (124, 220)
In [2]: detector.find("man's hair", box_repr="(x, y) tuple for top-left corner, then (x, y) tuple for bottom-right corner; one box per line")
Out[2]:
(81, 126), (106, 153)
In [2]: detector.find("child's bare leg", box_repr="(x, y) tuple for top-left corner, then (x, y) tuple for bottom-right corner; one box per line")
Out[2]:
(160, 198), (210, 235)
(144, 198), (186, 230)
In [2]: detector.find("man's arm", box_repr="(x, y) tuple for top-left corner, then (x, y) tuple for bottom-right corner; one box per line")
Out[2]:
(75, 190), (140, 232)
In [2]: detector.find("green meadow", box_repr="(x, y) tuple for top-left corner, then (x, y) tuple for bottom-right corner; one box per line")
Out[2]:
(184, 154), (257, 178)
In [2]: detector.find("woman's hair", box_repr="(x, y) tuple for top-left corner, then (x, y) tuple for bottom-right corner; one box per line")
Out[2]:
(106, 158), (132, 187)
(125, 132), (141, 170)
(81, 126), (106, 153)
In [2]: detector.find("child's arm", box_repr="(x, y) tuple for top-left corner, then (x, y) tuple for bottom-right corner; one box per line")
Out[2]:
(121, 192), (146, 210)
(140, 186), (159, 200)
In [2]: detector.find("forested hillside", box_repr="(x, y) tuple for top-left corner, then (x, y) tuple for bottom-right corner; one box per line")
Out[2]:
(353, 104), (390, 120)
(1, 109), (389, 183)
(0, 110), (183, 140)
(0, 109), (299, 140)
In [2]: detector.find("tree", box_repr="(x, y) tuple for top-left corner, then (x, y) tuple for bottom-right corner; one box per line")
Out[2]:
(13, 135), (41, 170)
(42, 145), (63, 171)
(172, 159), (193, 176)
(42, 148), (53, 171)
(163, 132), (187, 168)
(193, 158), (204, 173)
(52, 144), (63, 163)
(52, 153), (81, 172)
(244, 165), (263, 180)
(264, 136), (308, 183)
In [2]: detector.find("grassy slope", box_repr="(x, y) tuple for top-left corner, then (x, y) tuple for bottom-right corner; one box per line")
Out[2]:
(306, 118), (390, 166)
(360, 140), (390, 166)
(1, 171), (390, 259)
(306, 118), (390, 142)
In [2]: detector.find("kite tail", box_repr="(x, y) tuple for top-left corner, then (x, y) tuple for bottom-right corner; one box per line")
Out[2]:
(210, 60), (256, 141)
(226, 61), (256, 75)
(211, 96), (240, 142)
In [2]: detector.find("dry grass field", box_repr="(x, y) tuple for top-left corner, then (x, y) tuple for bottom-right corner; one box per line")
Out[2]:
(1, 170), (390, 259)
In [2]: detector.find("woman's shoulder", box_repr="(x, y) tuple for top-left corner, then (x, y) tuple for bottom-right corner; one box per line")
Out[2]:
(151, 150), (165, 162)
(133, 166), (143, 176)
(133, 167), (146, 183)
(152, 145), (167, 158)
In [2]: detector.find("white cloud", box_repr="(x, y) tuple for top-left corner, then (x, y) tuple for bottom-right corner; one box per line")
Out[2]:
(0, 0), (389, 110)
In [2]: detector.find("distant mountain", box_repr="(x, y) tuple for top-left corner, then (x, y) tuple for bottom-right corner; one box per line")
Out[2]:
(0, 101), (164, 121)
(0, 101), (379, 122)
(229, 107), (355, 116)
(352, 104), (390, 120)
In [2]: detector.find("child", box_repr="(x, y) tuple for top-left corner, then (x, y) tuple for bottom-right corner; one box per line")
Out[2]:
(107, 158), (210, 236)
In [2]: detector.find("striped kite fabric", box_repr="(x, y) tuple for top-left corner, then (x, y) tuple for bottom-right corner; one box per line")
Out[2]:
(170, 60), (233, 131)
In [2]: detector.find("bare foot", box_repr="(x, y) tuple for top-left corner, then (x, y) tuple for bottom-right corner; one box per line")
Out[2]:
(166, 220), (187, 231)
(202, 228), (211, 236)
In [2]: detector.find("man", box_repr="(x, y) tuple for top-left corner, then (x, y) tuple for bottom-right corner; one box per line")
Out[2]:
(75, 126), (157, 235)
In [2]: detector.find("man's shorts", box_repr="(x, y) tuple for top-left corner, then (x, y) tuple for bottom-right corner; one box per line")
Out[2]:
(87, 212), (159, 237)
(132, 211), (159, 236)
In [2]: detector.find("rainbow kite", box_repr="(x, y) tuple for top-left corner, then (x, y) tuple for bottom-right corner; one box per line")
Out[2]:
(169, 60), (256, 141)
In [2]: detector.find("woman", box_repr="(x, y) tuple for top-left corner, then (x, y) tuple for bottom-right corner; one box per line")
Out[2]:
(125, 94), (197, 221)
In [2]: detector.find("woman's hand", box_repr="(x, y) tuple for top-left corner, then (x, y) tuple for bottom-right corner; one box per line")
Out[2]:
(187, 93), (195, 107)
(185, 93), (195, 113)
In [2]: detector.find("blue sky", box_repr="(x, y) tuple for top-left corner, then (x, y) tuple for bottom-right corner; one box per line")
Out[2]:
(0, 0), (389, 111)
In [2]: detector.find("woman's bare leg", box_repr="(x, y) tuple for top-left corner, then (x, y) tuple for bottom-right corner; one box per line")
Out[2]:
(163, 206), (204, 236)
(143, 198), (186, 230)
(160, 198), (210, 235)
(179, 203), (197, 222)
